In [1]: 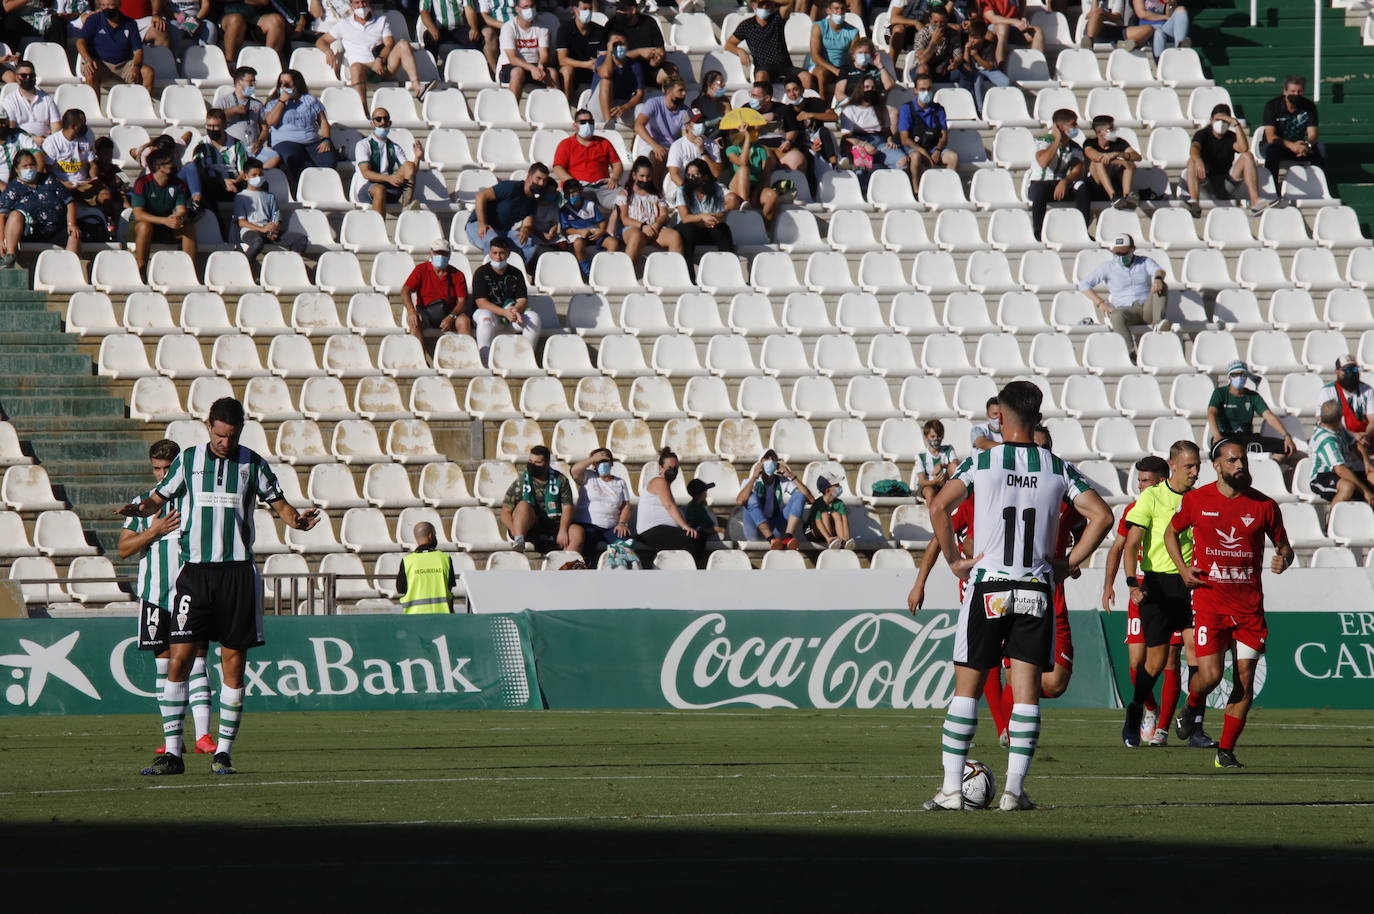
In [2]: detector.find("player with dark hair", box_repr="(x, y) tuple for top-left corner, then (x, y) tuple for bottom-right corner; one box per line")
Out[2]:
(914, 381), (1112, 811)
(1164, 440), (1294, 768)
(1121, 440), (1215, 749)
(119, 398), (320, 776)
(1101, 455), (1178, 744)
(118, 439), (216, 760)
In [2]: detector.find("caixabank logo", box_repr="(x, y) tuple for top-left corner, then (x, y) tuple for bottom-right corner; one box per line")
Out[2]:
(0, 631), (102, 708)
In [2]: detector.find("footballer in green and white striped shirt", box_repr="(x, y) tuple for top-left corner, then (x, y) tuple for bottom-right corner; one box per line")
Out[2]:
(121, 399), (321, 778)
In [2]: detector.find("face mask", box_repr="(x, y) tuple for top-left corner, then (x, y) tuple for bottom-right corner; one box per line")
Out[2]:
(281, 86), (295, 98)
(692, 122), (705, 137)
(663, 467), (679, 483)
(18, 168), (38, 183)
(684, 177), (702, 192)
(927, 439), (943, 452)
(864, 90), (883, 106)
(1118, 254), (1133, 267)
(432, 254), (449, 269)
(490, 259), (509, 271)
(746, 97), (762, 110)
(105, 10), (120, 21)
(1340, 370), (1360, 390)
(853, 52), (871, 68)
(208, 129), (225, 142)
(247, 174), (264, 188)
(1104, 129), (1118, 142)
(613, 45), (628, 60)
(780, 95), (800, 106)
(353, 5), (370, 19)
(530, 464), (547, 478)
(636, 179), (655, 191)
(577, 8), (592, 22)
(596, 461), (613, 477)
(18, 76), (35, 91)
(242, 84), (256, 97)
(1067, 127), (1082, 141)
(374, 126), (390, 139)
(1229, 376), (1246, 390)
(519, 6), (535, 20)
(1212, 120), (1228, 136)
(566, 192), (584, 207)
(577, 122), (594, 139)
(916, 90), (932, 105)
(709, 85), (724, 97)
(829, 13), (843, 25)
(755, 6), (772, 20)
(762, 459), (778, 475)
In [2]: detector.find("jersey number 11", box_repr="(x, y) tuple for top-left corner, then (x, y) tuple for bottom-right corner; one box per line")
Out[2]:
(1002, 506), (1037, 567)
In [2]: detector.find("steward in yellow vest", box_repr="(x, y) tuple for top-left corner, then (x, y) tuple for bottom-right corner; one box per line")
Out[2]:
(396, 522), (456, 613)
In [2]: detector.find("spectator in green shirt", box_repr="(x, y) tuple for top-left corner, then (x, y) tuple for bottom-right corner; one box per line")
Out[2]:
(1207, 359), (1294, 458)
(1309, 399), (1374, 506)
(130, 149), (196, 278)
(806, 475), (854, 550)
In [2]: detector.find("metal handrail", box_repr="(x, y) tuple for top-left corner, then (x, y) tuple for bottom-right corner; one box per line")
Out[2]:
(9, 573), (397, 616)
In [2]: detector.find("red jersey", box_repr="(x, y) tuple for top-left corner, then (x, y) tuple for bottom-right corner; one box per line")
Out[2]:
(1170, 483), (1285, 617)
(553, 136), (619, 185)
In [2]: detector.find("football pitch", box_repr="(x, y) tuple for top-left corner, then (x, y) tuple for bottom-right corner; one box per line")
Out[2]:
(3, 708), (1371, 911)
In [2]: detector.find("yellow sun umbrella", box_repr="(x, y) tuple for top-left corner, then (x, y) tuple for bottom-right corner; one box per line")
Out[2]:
(719, 107), (767, 131)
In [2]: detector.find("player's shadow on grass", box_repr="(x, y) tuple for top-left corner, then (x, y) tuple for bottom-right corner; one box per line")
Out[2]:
(9, 823), (1372, 912)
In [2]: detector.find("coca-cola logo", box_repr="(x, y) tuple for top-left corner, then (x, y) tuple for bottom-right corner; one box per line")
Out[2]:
(659, 613), (958, 710)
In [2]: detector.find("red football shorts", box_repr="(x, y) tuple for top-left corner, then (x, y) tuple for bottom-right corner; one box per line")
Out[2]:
(1193, 610), (1268, 659)
(1125, 600), (1184, 646)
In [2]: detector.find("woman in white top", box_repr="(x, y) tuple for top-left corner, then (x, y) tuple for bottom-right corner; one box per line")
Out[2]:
(615, 155), (683, 273)
(570, 447), (632, 564)
(838, 77), (906, 178)
(634, 447), (706, 569)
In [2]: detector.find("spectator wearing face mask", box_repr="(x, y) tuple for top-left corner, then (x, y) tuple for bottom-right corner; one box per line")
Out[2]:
(557, 0), (607, 103)
(605, 0), (670, 91)
(634, 75), (691, 173)
(1028, 108), (1090, 241)
(593, 34), (646, 129)
(898, 74), (958, 194)
(1308, 399), (1374, 507)
(130, 149), (197, 278)
(915, 418), (959, 504)
(403, 238), (471, 357)
(318, 0), (425, 106)
(0, 115), (43, 192)
(77, 0), (155, 93)
(0, 62), (60, 139)
(1077, 233), (1167, 364)
(1207, 360), (1294, 458)
(615, 156), (683, 272)
(727, 1), (813, 89)
(971, 398), (1003, 451)
(671, 156), (735, 281)
(738, 449), (812, 550)
(667, 111), (725, 190)
(570, 447), (632, 564)
(262, 69), (336, 184)
(1319, 355), (1374, 444)
(470, 234), (542, 364)
(497, 0), (556, 101)
(690, 70), (732, 138)
(502, 445), (574, 553)
(0, 151), (80, 268)
(190, 109), (249, 228)
(810, 0), (859, 100)
(635, 447), (708, 569)
(1261, 74), (1323, 197)
(233, 157), (308, 267)
(911, 6), (963, 84)
(1186, 104), (1263, 218)
(1083, 114), (1141, 211)
(838, 77), (902, 193)
(833, 37), (894, 105)
(351, 108), (421, 213)
(213, 66), (266, 150)
(468, 163), (552, 261)
(559, 179), (620, 279)
(806, 476), (855, 551)
(553, 109), (623, 209)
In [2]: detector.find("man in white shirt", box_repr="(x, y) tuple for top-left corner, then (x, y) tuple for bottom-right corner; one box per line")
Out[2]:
(569, 447), (632, 563)
(1077, 233), (1169, 363)
(971, 398), (1003, 451)
(318, 0), (424, 104)
(211, 65), (266, 149)
(0, 62), (61, 139)
(41, 109), (97, 193)
(497, 0), (555, 101)
(666, 111), (724, 190)
(349, 108), (421, 212)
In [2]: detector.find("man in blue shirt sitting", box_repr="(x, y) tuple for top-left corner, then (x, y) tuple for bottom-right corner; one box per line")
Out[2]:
(77, 0), (155, 92)
(1077, 233), (1169, 364)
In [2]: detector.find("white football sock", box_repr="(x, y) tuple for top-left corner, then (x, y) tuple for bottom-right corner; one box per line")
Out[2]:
(941, 695), (978, 794)
(160, 679), (189, 757)
(216, 686), (244, 757)
(189, 656), (212, 741)
(1005, 703), (1042, 797)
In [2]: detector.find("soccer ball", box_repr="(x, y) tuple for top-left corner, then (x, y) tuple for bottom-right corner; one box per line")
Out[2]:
(961, 759), (997, 809)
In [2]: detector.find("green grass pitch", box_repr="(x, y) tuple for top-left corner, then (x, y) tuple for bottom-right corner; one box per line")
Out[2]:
(2, 708), (1371, 911)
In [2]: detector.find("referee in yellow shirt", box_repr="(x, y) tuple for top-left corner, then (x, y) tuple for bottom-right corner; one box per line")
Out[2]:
(1120, 440), (1215, 749)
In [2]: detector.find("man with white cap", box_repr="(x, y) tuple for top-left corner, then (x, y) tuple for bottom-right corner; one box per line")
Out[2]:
(402, 238), (471, 358)
(1318, 354), (1374, 445)
(1077, 233), (1168, 363)
(1206, 359), (1294, 458)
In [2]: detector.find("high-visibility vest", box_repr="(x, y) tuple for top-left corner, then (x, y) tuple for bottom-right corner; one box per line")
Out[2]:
(400, 549), (453, 614)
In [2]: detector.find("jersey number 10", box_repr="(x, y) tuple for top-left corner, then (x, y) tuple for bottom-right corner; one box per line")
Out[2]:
(1002, 506), (1037, 567)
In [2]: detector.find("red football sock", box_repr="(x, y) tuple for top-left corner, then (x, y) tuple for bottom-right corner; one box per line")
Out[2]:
(1158, 668), (1181, 730)
(1219, 713), (1246, 751)
(984, 672), (1010, 735)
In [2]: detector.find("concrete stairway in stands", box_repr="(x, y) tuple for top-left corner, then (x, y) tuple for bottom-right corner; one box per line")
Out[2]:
(0, 268), (156, 573)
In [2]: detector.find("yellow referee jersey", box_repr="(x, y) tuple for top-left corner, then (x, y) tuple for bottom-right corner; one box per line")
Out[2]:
(1124, 480), (1193, 574)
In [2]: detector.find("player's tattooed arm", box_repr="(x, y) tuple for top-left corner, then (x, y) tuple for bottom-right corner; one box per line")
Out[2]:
(1270, 535), (1294, 574)
(269, 497), (321, 531)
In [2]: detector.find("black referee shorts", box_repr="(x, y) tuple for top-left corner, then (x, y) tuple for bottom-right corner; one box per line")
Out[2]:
(170, 562), (264, 651)
(1139, 571), (1193, 647)
(955, 579), (1055, 670)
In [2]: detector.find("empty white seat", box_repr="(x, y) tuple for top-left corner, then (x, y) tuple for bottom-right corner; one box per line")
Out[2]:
(519, 376), (576, 421)
(813, 334), (866, 378)
(1148, 416), (1197, 456)
(1292, 247), (1346, 292)
(472, 460), (520, 506)
(242, 375), (301, 422)
(696, 252), (751, 296)
(1190, 329), (1241, 372)
(275, 419), (330, 465)
(551, 418), (601, 462)
(465, 376), (519, 420)
(769, 417), (825, 463)
(661, 418), (713, 462)
(332, 419), (388, 465)
(154, 334), (212, 379)
(596, 334), (652, 378)
(9, 555), (75, 604)
(890, 504), (934, 549)
(65, 556), (129, 604)
(32, 510), (96, 557)
(1313, 206), (1373, 250)
(606, 418), (657, 463)
(297, 376), (353, 421)
(1328, 502), (1374, 548)
(1115, 374), (1171, 419)
(737, 376), (791, 421)
(676, 376), (727, 421)
(1092, 416), (1147, 462)
(1236, 249), (1294, 293)
(917, 168), (973, 210)
(1169, 373), (1215, 419)
(823, 418), (876, 462)
(418, 462), (476, 509)
(650, 334), (707, 378)
(714, 418), (765, 462)
(1246, 330), (1304, 375)
(759, 334), (811, 378)
(845, 376), (902, 421)
(0, 510), (38, 558)
(673, 293), (728, 337)
(944, 292), (997, 335)
(921, 333), (976, 376)
(265, 334), (323, 378)
(540, 335), (596, 379)
(974, 333), (1029, 376)
(791, 376), (845, 421)
(353, 375), (408, 422)
(309, 463), (367, 510)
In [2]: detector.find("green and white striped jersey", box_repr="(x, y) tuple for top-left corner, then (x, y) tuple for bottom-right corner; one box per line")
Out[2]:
(152, 444), (283, 564)
(122, 488), (182, 609)
(1310, 425), (1356, 476)
(950, 442), (1093, 586)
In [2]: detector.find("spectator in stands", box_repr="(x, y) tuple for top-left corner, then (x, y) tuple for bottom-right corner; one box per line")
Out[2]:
(350, 107), (420, 213)
(41, 110), (101, 207)
(557, 178), (619, 279)
(1028, 107), (1090, 240)
(471, 234), (542, 364)
(911, 4), (964, 84)
(915, 418), (958, 504)
(833, 37), (895, 106)
(1083, 114), (1141, 211)
(1186, 104), (1262, 217)
(886, 0), (929, 60)
(468, 162), (551, 261)
(1318, 355), (1374, 444)
(615, 155), (683, 271)
(569, 447), (632, 564)
(1133, 0), (1189, 59)
(401, 238), (470, 356)
(0, 61), (60, 140)
(0, 115), (43, 192)
(161, 0), (218, 55)
(667, 112), (725, 191)
(472, 0), (512, 70)
(979, 0), (1042, 68)
(557, 0), (606, 103)
(396, 521), (456, 613)
(130, 149), (196, 278)
(672, 157), (735, 280)
(725, 123), (781, 225)
(319, 0), (425, 105)
(971, 397), (1002, 450)
(189, 109), (249, 228)
(838, 77), (903, 193)
(1080, 0), (1152, 50)
(222, 0), (289, 67)
(0, 151), (80, 268)
(898, 74), (958, 194)
(118, 0), (170, 47)
(553, 109), (624, 208)
(742, 80), (811, 175)
(89, 135), (127, 232)
(782, 76), (842, 194)
(501, 445), (574, 553)
(726, 1), (812, 89)
(213, 66), (266, 150)
(1262, 74), (1323, 197)
(634, 75), (692, 174)
(685, 478), (725, 545)
(1206, 359), (1295, 458)
(1310, 399), (1374, 506)
(806, 476), (855, 550)
(737, 449), (811, 550)
(952, 12), (1009, 112)
(2, 0), (63, 44)
(233, 157), (308, 267)
(593, 34), (647, 129)
(635, 447), (707, 569)
(78, 0), (155, 92)
(606, 0), (670, 91)
(419, 0), (484, 57)
(1077, 233), (1166, 364)
(263, 69), (337, 183)
(496, 0), (555, 100)
(810, 0), (859, 100)
(691, 70), (732, 137)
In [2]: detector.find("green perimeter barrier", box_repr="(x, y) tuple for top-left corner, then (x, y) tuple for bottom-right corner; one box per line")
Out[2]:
(1101, 611), (1374, 710)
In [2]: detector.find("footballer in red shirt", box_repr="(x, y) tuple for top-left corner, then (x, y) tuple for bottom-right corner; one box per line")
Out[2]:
(1163, 440), (1294, 768)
